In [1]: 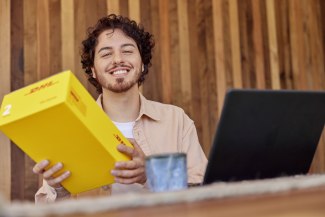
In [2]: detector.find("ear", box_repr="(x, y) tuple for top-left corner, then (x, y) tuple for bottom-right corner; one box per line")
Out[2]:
(91, 67), (96, 78)
(142, 64), (144, 72)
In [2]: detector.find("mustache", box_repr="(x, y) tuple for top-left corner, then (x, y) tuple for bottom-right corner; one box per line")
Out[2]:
(106, 64), (131, 73)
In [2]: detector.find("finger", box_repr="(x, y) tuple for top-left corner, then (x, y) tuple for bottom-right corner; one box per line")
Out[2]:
(111, 167), (145, 179)
(115, 160), (142, 169)
(114, 176), (141, 184)
(117, 144), (135, 156)
(43, 162), (63, 179)
(46, 171), (71, 187)
(128, 139), (145, 157)
(33, 160), (50, 174)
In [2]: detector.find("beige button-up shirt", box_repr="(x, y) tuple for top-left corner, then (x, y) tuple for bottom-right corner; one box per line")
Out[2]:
(35, 93), (207, 203)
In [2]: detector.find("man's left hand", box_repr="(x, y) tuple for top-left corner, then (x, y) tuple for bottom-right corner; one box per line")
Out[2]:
(111, 139), (147, 184)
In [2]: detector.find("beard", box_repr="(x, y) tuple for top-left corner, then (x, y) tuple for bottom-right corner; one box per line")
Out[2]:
(94, 69), (141, 93)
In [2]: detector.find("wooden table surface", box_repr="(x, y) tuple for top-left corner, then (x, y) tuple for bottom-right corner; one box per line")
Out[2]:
(64, 186), (325, 217)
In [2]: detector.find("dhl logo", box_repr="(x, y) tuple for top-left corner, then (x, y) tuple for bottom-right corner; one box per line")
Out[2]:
(113, 134), (126, 145)
(25, 80), (58, 95)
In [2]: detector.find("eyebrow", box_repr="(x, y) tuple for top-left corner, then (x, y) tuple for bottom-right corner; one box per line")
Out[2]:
(97, 43), (136, 54)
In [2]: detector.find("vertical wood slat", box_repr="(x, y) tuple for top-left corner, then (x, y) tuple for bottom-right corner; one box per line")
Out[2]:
(139, 0), (150, 96)
(204, 0), (218, 155)
(289, 0), (299, 89)
(229, 0), (243, 88)
(259, 1), (272, 89)
(0, 0), (11, 201)
(177, 0), (192, 115)
(276, 0), (293, 90)
(143, 0), (163, 102)
(159, 0), (172, 103)
(128, 0), (141, 92)
(74, 0), (87, 83)
(289, 0), (307, 90)
(9, 0), (25, 200)
(197, 0), (212, 155)
(301, 0), (313, 89)
(128, 0), (140, 22)
(49, 0), (62, 75)
(307, 0), (325, 90)
(317, 0), (325, 68)
(187, 0), (202, 143)
(168, 0), (181, 106)
(107, 0), (120, 14)
(222, 1), (233, 90)
(266, 0), (281, 89)
(252, 0), (266, 89)
(238, 1), (252, 88)
(61, 0), (75, 73)
(118, 0), (129, 16)
(212, 0), (227, 116)
(37, 0), (50, 79)
(23, 0), (38, 85)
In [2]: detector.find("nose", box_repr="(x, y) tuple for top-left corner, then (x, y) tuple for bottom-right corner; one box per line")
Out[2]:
(112, 52), (123, 65)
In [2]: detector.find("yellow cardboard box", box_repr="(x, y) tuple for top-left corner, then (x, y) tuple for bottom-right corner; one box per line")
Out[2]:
(0, 70), (132, 194)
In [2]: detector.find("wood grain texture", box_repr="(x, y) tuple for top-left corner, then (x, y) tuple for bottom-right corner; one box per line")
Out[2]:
(8, 0), (24, 201)
(23, 0), (38, 85)
(49, 0), (62, 75)
(143, 0), (163, 102)
(37, 0), (51, 79)
(187, 0), (202, 148)
(0, 0), (11, 201)
(0, 0), (324, 201)
(177, 0), (192, 115)
(61, 0), (75, 73)
(229, 0), (243, 88)
(266, 0), (280, 89)
(252, 0), (266, 89)
(290, 0), (307, 90)
(168, 0), (181, 106)
(204, 0), (218, 155)
(212, 0), (227, 117)
(158, 0), (172, 103)
(107, 0), (119, 14)
(57, 187), (325, 217)
(128, 0), (140, 22)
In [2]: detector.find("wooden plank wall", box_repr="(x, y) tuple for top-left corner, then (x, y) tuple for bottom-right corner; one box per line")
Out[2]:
(0, 0), (11, 201)
(0, 0), (324, 201)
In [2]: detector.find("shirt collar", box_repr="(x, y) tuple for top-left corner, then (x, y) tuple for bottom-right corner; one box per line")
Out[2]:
(96, 93), (161, 122)
(137, 93), (160, 121)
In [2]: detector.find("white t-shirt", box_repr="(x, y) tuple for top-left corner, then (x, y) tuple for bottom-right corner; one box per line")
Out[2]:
(112, 121), (135, 139)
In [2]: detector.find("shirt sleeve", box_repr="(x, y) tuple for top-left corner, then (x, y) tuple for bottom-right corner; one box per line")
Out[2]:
(181, 117), (208, 184)
(35, 180), (71, 203)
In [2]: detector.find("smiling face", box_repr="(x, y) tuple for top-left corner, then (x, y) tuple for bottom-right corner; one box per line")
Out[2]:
(91, 28), (143, 93)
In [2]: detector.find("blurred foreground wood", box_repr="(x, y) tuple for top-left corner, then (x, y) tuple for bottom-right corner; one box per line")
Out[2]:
(64, 187), (325, 217)
(2, 175), (325, 217)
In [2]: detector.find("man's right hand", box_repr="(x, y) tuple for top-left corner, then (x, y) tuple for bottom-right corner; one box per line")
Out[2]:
(33, 159), (71, 190)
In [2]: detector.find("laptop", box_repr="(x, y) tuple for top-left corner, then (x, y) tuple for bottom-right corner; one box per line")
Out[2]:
(203, 89), (325, 184)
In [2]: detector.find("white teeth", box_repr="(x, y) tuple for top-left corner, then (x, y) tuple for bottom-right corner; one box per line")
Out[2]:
(112, 70), (127, 75)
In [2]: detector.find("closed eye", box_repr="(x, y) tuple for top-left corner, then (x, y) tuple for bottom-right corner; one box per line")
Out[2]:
(101, 53), (112, 58)
(122, 50), (133, 54)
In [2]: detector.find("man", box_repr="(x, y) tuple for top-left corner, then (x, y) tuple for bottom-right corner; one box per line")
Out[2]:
(33, 14), (207, 203)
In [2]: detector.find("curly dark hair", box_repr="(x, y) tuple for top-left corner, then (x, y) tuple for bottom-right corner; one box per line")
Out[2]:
(81, 14), (155, 93)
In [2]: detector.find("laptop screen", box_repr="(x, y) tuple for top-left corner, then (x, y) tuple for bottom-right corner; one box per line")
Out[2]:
(203, 89), (325, 184)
